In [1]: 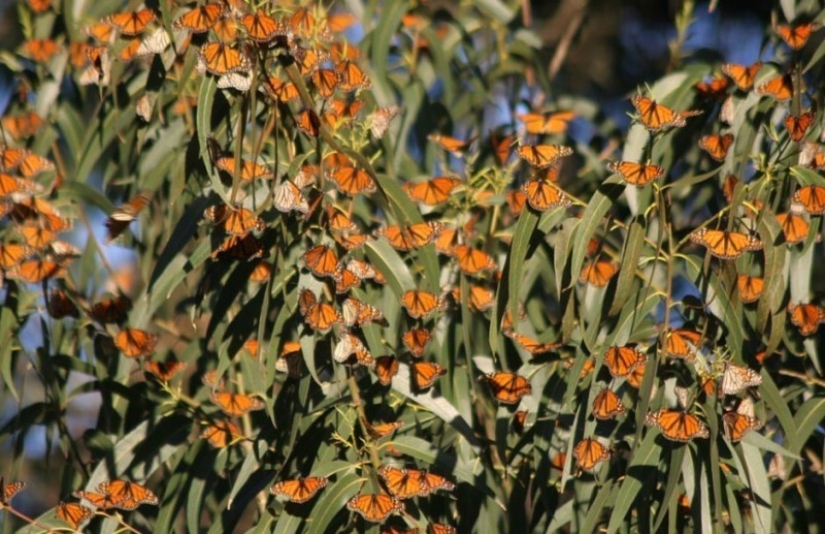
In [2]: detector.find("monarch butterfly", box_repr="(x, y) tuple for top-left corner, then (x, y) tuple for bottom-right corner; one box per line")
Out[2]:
(574, 438), (610, 471)
(579, 260), (619, 287)
(213, 234), (264, 261)
(506, 190), (526, 216)
(106, 191), (151, 241)
(83, 21), (115, 43)
(368, 106), (401, 138)
(0, 243), (35, 269)
(327, 11), (357, 33)
(307, 68), (338, 98)
(412, 361), (447, 390)
(737, 274), (763, 304)
(26, 0), (51, 12)
(104, 9), (155, 35)
(520, 179), (570, 211)
(402, 177), (460, 206)
(335, 60), (371, 91)
(335, 266), (362, 294)
(604, 345), (646, 377)
(699, 133), (734, 161)
(606, 160), (663, 186)
(792, 185), (825, 214)
(592, 388), (625, 419)
(516, 110), (576, 135)
(785, 111), (814, 142)
(402, 328), (431, 357)
(506, 331), (562, 355)
(215, 156), (272, 182)
(689, 228), (762, 259)
(299, 289), (342, 331)
(198, 42), (250, 76)
(801, 141), (825, 170)
(380, 222), (443, 251)
(368, 421), (404, 440)
(646, 409), (709, 441)
(631, 94), (702, 131)
(516, 144), (574, 169)
(378, 465), (427, 499)
(144, 360), (186, 382)
(625, 358), (647, 388)
(241, 10), (283, 42)
(56, 502), (93, 529)
(174, 3), (225, 32)
(114, 328), (158, 358)
(272, 179), (309, 215)
(415, 470), (454, 494)
(248, 261), (272, 283)
(489, 130), (515, 166)
(332, 333), (371, 365)
(270, 476), (329, 503)
(788, 302), (825, 336)
(342, 297), (385, 327)
(401, 290), (445, 319)
(480, 372), (532, 404)
(5, 259), (66, 283)
(118, 29), (170, 62)
(1, 148), (52, 177)
(723, 411), (763, 442)
(776, 212), (810, 244)
(21, 38), (59, 62)
(204, 205), (264, 236)
(430, 524), (457, 534)
(694, 76), (729, 99)
(664, 328), (701, 361)
(328, 165), (376, 195)
(1, 111), (44, 139)
(0, 173), (41, 198)
(89, 294), (132, 324)
(72, 490), (123, 509)
(96, 480), (158, 509)
(721, 362), (762, 395)
(301, 245), (339, 279)
(291, 46), (331, 75)
(0, 480), (25, 503)
(210, 391), (265, 416)
(200, 420), (244, 448)
(721, 62), (762, 90)
(17, 223), (57, 250)
(453, 284), (495, 312)
(756, 73), (794, 101)
(776, 21), (821, 49)
(346, 493), (404, 522)
(511, 410), (528, 434)
(452, 244), (497, 275)
(47, 289), (80, 319)
(428, 134), (473, 157)
(288, 7), (334, 41)
(373, 356), (400, 386)
(265, 77), (300, 102)
(550, 452), (567, 471)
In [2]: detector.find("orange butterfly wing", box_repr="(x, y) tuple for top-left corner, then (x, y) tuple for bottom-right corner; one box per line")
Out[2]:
(777, 22), (820, 49)
(606, 160), (663, 186)
(401, 290), (444, 318)
(452, 244), (497, 275)
(646, 409), (709, 441)
(776, 212), (810, 244)
(632, 95), (694, 130)
(604, 346), (646, 377)
(301, 245), (339, 278)
(402, 177), (460, 205)
(793, 185), (825, 214)
(689, 228), (762, 259)
(114, 328), (158, 358)
(757, 73), (794, 101)
(699, 133), (734, 161)
(97, 479), (158, 509)
(664, 328), (701, 361)
(105, 9), (155, 36)
(56, 502), (94, 529)
(328, 165), (376, 195)
(402, 328), (431, 356)
(516, 144), (573, 168)
(241, 10), (283, 42)
(374, 356), (400, 385)
(785, 111), (814, 142)
(788, 303), (825, 336)
(144, 360), (186, 381)
(346, 493), (404, 522)
(482, 372), (532, 404)
(412, 361), (447, 389)
(378, 466), (426, 499)
(200, 420), (244, 448)
(198, 42), (250, 75)
(722, 412), (762, 442)
(520, 179), (570, 211)
(579, 260), (618, 287)
(336, 60), (371, 91)
(270, 477), (329, 502)
(737, 274), (764, 304)
(1, 481), (25, 503)
(210, 391), (265, 416)
(592, 388), (625, 419)
(175, 3), (225, 32)
(721, 62), (762, 90)
(574, 438), (610, 471)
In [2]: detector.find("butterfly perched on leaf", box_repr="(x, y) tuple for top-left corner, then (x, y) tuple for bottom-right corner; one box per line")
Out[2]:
(412, 361), (447, 390)
(270, 476), (329, 503)
(592, 387), (625, 419)
(56, 502), (94, 529)
(604, 345), (646, 377)
(792, 185), (825, 214)
(0, 479), (25, 503)
(104, 9), (155, 36)
(756, 73), (794, 101)
(401, 290), (445, 319)
(204, 205), (264, 236)
(373, 356), (399, 385)
(723, 411), (763, 442)
(480, 372), (532, 404)
(301, 244), (339, 279)
(299, 289), (342, 331)
(606, 160), (663, 186)
(402, 176), (460, 205)
(198, 42), (250, 76)
(664, 328), (702, 361)
(721, 62), (762, 90)
(210, 391), (265, 416)
(721, 362), (762, 395)
(75, 479), (158, 510)
(174, 3), (225, 33)
(785, 111), (814, 142)
(574, 438), (610, 471)
(788, 302), (825, 336)
(378, 465), (428, 499)
(646, 409), (709, 442)
(737, 274), (763, 304)
(402, 328), (431, 357)
(5, 258), (67, 284)
(347, 493), (404, 522)
(631, 95), (701, 131)
(689, 228), (762, 259)
(144, 360), (186, 382)
(520, 178), (570, 211)
(1, 148), (54, 178)
(579, 259), (618, 287)
(776, 212), (810, 244)
(452, 244), (497, 275)
(699, 133), (734, 161)
(241, 9), (285, 42)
